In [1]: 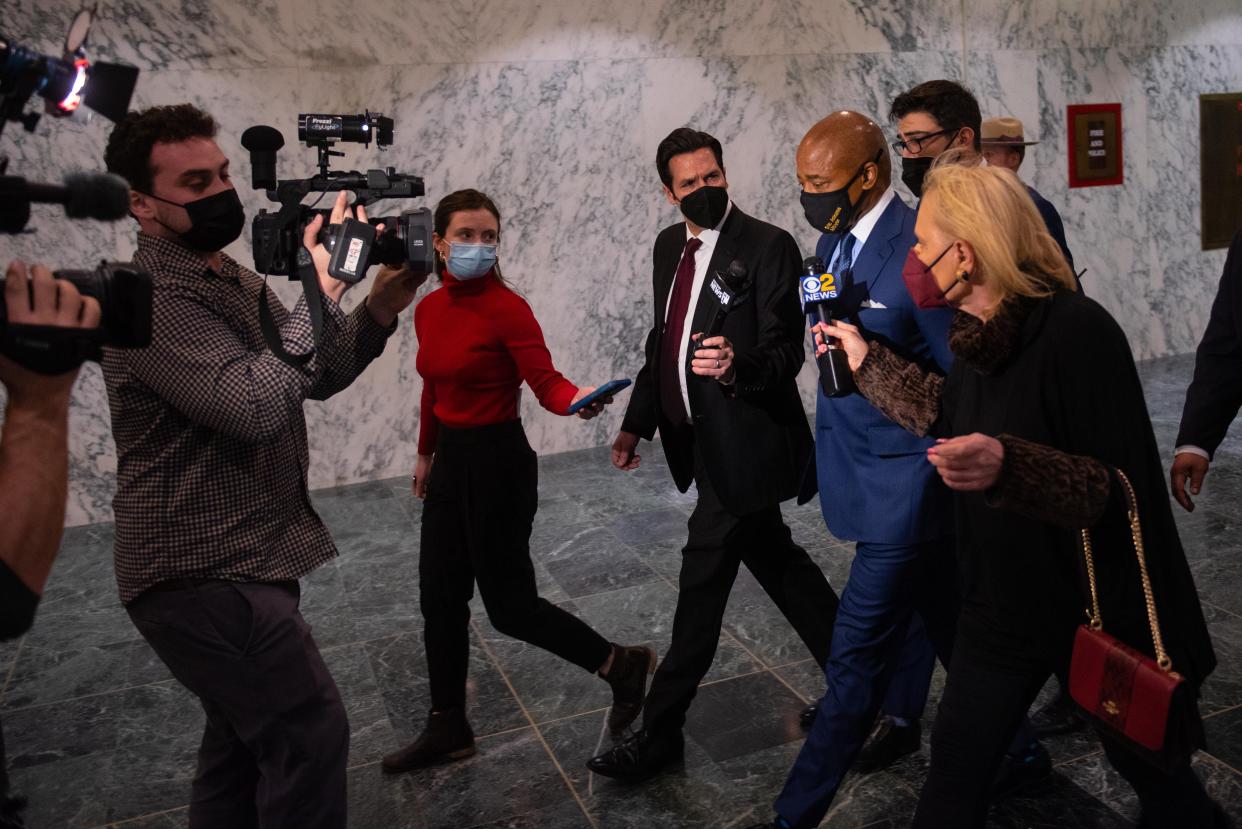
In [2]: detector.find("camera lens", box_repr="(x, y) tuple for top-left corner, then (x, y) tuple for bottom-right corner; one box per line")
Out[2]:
(54, 263), (152, 348)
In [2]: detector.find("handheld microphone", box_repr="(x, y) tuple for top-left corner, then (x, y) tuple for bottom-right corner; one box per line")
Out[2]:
(801, 255), (855, 397)
(241, 125), (285, 191)
(699, 258), (748, 340)
(0, 171), (132, 234)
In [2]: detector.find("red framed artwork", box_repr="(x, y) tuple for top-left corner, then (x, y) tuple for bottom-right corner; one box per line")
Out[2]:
(1068, 103), (1123, 188)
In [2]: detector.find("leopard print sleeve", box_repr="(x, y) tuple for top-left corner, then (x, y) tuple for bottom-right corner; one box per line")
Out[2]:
(854, 340), (944, 437)
(985, 434), (1113, 528)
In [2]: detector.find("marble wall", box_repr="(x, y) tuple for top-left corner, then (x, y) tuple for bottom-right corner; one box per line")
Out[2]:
(2, 0), (1240, 525)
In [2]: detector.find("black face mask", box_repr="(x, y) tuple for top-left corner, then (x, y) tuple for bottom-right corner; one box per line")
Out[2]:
(142, 187), (246, 252)
(678, 185), (729, 229)
(901, 155), (935, 199)
(800, 150), (880, 234)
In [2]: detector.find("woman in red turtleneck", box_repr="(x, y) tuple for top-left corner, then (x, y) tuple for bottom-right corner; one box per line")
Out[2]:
(381, 189), (656, 775)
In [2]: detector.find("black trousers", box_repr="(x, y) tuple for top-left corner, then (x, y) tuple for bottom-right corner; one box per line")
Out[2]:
(913, 619), (1215, 828)
(420, 420), (612, 712)
(642, 436), (839, 736)
(127, 579), (348, 829)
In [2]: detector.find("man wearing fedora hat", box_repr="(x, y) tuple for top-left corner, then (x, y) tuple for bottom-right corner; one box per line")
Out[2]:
(981, 116), (1076, 275)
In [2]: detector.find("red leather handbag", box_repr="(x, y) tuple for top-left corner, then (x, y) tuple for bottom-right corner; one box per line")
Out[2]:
(1068, 469), (1197, 770)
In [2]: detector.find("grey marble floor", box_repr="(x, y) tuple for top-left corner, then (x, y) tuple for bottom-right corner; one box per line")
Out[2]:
(5, 353), (1242, 828)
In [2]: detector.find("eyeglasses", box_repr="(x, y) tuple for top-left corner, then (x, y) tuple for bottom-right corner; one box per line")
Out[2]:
(891, 128), (959, 156)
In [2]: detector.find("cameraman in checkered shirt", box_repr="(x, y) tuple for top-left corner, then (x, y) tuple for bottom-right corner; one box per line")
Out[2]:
(100, 103), (425, 828)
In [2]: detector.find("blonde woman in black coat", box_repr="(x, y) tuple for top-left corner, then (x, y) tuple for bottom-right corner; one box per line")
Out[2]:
(817, 162), (1221, 828)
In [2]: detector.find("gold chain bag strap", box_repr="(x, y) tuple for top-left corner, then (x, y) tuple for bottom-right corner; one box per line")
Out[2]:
(1068, 468), (1192, 765)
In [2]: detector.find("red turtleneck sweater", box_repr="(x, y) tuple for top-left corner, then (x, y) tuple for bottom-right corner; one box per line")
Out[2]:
(414, 271), (579, 455)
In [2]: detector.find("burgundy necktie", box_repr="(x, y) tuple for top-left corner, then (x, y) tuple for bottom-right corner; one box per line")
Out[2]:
(659, 236), (702, 425)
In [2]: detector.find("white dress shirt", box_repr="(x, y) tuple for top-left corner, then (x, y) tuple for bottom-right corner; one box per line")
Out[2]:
(663, 201), (733, 421)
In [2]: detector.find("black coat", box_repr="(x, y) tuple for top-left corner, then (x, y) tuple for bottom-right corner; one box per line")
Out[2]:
(940, 290), (1216, 684)
(1176, 230), (1242, 456)
(621, 206), (814, 515)
(0, 561), (38, 641)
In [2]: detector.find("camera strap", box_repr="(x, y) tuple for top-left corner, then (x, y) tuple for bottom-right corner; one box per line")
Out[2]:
(258, 243), (324, 368)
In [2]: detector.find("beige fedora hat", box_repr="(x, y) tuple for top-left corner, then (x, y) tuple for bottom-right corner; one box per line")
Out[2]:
(980, 116), (1039, 146)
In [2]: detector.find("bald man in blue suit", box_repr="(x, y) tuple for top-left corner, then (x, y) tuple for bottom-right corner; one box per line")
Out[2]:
(749, 111), (960, 829)
(750, 111), (1045, 829)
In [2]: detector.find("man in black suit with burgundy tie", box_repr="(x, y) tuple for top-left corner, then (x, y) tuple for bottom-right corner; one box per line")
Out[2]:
(587, 127), (840, 782)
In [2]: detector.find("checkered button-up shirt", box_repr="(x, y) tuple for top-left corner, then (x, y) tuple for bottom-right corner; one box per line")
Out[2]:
(103, 232), (394, 604)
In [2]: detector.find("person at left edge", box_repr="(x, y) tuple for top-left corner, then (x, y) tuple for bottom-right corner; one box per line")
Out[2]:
(1, 261), (102, 828)
(1170, 230), (1242, 514)
(381, 189), (657, 775)
(587, 127), (840, 783)
(101, 103), (424, 829)
(0, 263), (102, 640)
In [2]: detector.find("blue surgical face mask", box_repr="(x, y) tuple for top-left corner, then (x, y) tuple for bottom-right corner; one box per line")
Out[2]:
(446, 242), (497, 280)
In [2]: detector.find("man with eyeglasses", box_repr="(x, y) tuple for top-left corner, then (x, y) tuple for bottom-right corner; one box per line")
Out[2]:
(889, 79), (983, 201)
(893, 82), (1077, 281)
(889, 79), (981, 199)
(873, 78), (1052, 793)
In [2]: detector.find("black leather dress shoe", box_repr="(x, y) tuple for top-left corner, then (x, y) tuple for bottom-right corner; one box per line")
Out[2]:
(1030, 691), (1087, 737)
(855, 715), (921, 773)
(991, 741), (1052, 799)
(586, 729), (684, 783)
(799, 703), (818, 730)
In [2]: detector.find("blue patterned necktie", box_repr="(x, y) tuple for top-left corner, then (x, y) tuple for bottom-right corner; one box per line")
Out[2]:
(834, 232), (857, 277)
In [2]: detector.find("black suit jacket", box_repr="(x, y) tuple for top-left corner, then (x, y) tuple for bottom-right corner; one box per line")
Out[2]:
(620, 206), (815, 515)
(1176, 230), (1242, 457)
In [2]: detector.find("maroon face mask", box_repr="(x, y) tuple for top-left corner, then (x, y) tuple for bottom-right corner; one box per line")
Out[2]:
(901, 244), (956, 309)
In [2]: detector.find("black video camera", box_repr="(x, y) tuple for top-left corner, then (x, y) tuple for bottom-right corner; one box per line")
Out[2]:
(0, 262), (153, 373)
(241, 111), (433, 284)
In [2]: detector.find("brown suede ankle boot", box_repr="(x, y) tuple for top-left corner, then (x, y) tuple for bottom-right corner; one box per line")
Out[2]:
(601, 643), (657, 736)
(381, 707), (476, 774)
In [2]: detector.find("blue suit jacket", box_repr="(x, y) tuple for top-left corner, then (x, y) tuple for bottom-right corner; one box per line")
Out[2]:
(813, 195), (955, 544)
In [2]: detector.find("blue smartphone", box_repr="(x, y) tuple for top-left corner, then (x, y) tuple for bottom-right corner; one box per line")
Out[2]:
(566, 378), (632, 414)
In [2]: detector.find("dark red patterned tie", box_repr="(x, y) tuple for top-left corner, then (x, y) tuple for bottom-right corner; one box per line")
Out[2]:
(659, 236), (702, 425)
